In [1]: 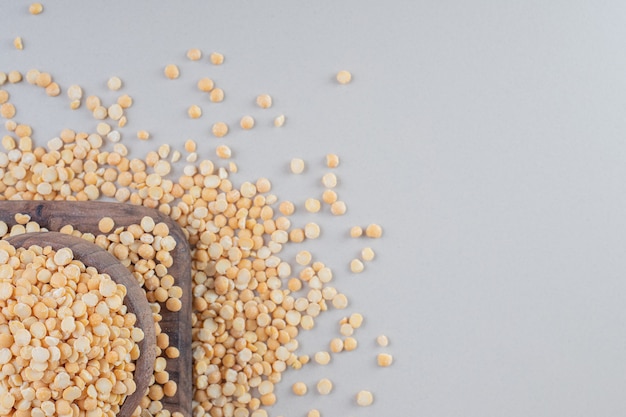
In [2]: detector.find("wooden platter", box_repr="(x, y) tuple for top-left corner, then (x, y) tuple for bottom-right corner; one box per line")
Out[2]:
(0, 201), (192, 417)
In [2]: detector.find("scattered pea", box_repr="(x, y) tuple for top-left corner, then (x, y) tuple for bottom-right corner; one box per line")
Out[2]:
(197, 77), (214, 92)
(188, 104), (202, 119)
(329, 338), (344, 353)
(322, 172), (337, 188)
(361, 247), (375, 261)
(13, 37), (23, 51)
(107, 76), (122, 91)
(290, 158), (305, 174)
(336, 70), (352, 84)
(304, 222), (321, 239)
(164, 64), (180, 79)
(332, 293), (348, 309)
(350, 259), (364, 273)
(212, 122), (229, 137)
(330, 201), (347, 215)
(8, 71), (22, 83)
(349, 313), (363, 328)
(305, 198), (321, 213)
(240, 115), (255, 129)
(256, 94), (272, 109)
(292, 382), (307, 396)
(377, 353), (393, 367)
(279, 201), (295, 216)
(29, 3), (43, 14)
(45, 82), (60, 97)
(326, 153), (339, 168)
(339, 323), (353, 337)
(274, 115), (285, 127)
(316, 378), (333, 395)
(137, 130), (150, 140)
(117, 94), (133, 108)
(296, 250), (312, 266)
(314, 351), (331, 365)
(186, 48), (202, 61)
(350, 226), (363, 238)
(344, 337), (358, 351)
(210, 52), (224, 65)
(210, 88), (224, 102)
(322, 189), (337, 204)
(365, 223), (383, 238)
(356, 390), (374, 406)
(216, 144), (232, 159)
(0, 104), (15, 119)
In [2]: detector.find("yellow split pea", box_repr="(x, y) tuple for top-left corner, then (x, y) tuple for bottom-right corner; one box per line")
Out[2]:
(337, 70), (352, 84)
(13, 37), (23, 51)
(188, 105), (202, 119)
(164, 64), (180, 79)
(210, 88), (224, 102)
(107, 76), (123, 91)
(197, 77), (214, 92)
(210, 52), (224, 65)
(256, 94), (272, 109)
(377, 353), (393, 367)
(240, 115), (255, 129)
(137, 130), (150, 140)
(292, 382), (307, 396)
(356, 390), (374, 406)
(29, 3), (43, 14)
(187, 48), (202, 61)
(212, 122), (228, 137)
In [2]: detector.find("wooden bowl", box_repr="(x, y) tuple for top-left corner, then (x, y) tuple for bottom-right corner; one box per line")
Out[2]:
(7, 231), (156, 417)
(0, 201), (192, 417)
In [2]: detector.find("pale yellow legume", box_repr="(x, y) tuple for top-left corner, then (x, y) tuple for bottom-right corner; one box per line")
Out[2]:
(336, 70), (352, 84)
(330, 201), (347, 215)
(188, 105), (202, 119)
(216, 145), (232, 159)
(210, 52), (224, 65)
(210, 88), (224, 102)
(256, 94), (272, 109)
(316, 378), (333, 395)
(290, 158), (305, 174)
(240, 115), (255, 129)
(274, 115), (285, 127)
(164, 64), (180, 79)
(197, 77), (214, 92)
(212, 122), (229, 137)
(305, 198), (321, 213)
(292, 382), (307, 396)
(356, 390), (374, 406)
(29, 3), (43, 14)
(13, 37), (23, 51)
(377, 353), (393, 367)
(107, 76), (123, 91)
(187, 48), (202, 61)
(314, 351), (330, 365)
(365, 223), (383, 238)
(321, 172), (337, 188)
(326, 153), (339, 168)
(350, 259), (364, 273)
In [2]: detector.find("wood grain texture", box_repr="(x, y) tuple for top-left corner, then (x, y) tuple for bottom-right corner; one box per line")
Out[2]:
(0, 201), (192, 417)
(7, 232), (156, 417)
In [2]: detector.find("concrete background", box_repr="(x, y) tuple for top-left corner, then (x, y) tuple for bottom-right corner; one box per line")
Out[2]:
(2, 1), (626, 416)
